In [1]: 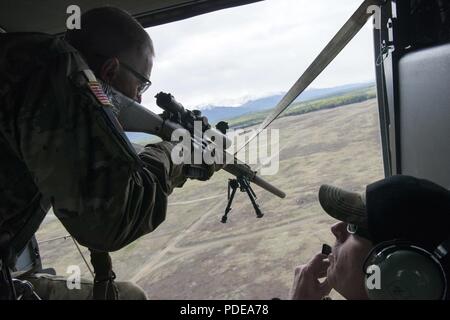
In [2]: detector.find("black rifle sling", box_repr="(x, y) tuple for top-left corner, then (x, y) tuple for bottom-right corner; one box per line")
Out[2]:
(89, 249), (119, 300)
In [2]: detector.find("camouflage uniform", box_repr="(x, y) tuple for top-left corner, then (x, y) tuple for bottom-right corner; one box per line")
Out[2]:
(0, 33), (186, 299)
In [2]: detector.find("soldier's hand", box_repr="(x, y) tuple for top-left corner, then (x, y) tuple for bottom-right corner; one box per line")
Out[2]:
(289, 252), (331, 300)
(183, 163), (222, 181)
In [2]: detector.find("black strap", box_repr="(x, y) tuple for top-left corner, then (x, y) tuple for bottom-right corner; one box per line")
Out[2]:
(0, 262), (16, 300)
(0, 231), (16, 300)
(89, 249), (119, 300)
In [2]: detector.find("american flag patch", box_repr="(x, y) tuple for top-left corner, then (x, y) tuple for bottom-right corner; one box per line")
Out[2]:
(87, 81), (113, 106)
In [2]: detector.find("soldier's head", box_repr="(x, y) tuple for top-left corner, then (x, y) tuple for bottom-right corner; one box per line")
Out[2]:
(319, 175), (450, 300)
(65, 6), (153, 103)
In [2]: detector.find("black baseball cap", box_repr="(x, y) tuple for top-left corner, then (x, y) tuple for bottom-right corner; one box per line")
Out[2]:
(318, 175), (450, 248)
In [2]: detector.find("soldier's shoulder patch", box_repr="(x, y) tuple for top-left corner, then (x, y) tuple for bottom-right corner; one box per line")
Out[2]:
(87, 81), (113, 106)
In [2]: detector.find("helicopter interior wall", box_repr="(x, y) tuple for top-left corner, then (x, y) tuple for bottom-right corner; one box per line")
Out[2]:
(0, 0), (261, 34)
(398, 43), (450, 189)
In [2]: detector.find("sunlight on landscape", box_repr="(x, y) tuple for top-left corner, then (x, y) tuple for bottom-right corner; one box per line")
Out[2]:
(35, 0), (384, 300)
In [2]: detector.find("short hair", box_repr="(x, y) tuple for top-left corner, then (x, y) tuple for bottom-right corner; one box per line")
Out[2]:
(65, 6), (154, 75)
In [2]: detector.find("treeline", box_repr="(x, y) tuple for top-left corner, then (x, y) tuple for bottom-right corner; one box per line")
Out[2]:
(228, 86), (377, 129)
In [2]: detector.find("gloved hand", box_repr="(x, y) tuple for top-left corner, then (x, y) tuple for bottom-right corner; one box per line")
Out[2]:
(183, 163), (223, 181)
(146, 141), (224, 183)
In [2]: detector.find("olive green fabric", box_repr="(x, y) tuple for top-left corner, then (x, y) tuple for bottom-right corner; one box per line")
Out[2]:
(0, 33), (186, 254)
(21, 273), (147, 300)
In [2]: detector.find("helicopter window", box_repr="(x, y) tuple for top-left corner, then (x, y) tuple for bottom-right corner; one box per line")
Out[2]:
(35, 0), (384, 300)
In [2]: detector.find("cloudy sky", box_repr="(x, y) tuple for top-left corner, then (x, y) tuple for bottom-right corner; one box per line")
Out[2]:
(142, 0), (376, 112)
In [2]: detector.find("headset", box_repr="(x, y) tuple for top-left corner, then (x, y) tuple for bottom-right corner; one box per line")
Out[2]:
(363, 238), (450, 300)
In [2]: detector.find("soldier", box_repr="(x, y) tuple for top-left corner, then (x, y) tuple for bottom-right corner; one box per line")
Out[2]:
(0, 7), (213, 299)
(289, 175), (450, 300)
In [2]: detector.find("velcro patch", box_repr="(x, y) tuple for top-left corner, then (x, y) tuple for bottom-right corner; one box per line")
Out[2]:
(87, 81), (113, 106)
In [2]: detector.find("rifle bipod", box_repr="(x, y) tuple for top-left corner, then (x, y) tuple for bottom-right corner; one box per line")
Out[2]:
(221, 176), (263, 223)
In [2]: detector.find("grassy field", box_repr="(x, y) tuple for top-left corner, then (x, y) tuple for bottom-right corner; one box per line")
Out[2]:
(35, 95), (384, 300)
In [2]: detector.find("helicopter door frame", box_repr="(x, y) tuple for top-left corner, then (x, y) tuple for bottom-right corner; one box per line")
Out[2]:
(374, 0), (450, 188)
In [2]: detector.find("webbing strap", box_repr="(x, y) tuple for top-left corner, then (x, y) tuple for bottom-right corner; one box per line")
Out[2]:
(89, 249), (119, 300)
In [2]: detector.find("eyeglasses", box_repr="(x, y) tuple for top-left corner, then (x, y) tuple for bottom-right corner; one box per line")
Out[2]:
(119, 60), (152, 95)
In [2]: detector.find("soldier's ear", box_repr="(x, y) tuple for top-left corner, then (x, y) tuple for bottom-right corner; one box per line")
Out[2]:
(99, 57), (120, 84)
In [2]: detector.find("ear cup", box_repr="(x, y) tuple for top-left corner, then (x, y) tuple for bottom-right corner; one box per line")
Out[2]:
(365, 246), (446, 300)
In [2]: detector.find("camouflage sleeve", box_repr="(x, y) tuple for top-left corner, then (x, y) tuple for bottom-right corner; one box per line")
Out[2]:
(3, 35), (186, 252)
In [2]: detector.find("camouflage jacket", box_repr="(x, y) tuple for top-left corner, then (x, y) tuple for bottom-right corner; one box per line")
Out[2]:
(0, 33), (186, 254)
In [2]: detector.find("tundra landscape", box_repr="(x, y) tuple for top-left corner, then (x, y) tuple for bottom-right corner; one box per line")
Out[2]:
(36, 91), (384, 299)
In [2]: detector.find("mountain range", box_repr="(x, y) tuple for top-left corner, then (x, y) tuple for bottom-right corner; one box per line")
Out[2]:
(126, 81), (374, 143)
(199, 82), (374, 124)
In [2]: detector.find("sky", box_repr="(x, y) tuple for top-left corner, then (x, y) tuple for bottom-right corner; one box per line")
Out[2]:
(142, 0), (376, 112)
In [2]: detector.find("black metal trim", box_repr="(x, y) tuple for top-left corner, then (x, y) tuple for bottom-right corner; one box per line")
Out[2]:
(134, 0), (263, 29)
